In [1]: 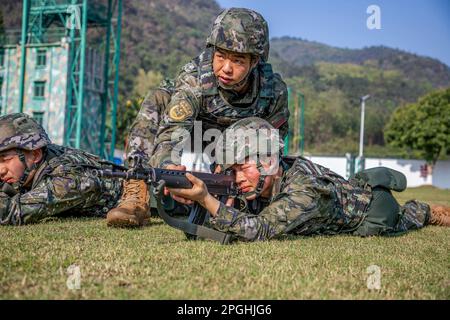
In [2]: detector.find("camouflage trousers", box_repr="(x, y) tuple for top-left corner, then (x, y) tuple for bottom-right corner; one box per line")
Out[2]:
(126, 87), (172, 168)
(353, 187), (431, 236)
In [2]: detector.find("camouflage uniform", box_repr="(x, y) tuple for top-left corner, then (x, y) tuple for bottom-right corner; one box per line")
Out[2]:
(125, 8), (289, 168)
(125, 80), (174, 167)
(0, 114), (122, 226)
(211, 157), (431, 241)
(210, 118), (431, 242)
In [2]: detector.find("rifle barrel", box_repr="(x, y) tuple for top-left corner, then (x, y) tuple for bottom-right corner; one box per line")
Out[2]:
(93, 168), (236, 196)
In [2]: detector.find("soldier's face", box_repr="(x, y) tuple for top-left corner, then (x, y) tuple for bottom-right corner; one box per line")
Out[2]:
(213, 48), (255, 90)
(0, 149), (41, 184)
(232, 160), (272, 200)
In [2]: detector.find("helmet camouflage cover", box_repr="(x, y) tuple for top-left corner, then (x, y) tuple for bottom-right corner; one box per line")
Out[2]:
(216, 117), (284, 170)
(206, 7), (270, 61)
(0, 113), (51, 153)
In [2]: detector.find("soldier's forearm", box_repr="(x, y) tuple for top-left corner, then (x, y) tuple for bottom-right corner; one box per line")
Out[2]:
(198, 193), (221, 217)
(0, 193), (12, 225)
(11, 176), (99, 225)
(1, 183), (18, 197)
(0, 194), (23, 226)
(150, 133), (192, 167)
(210, 203), (278, 241)
(150, 146), (178, 168)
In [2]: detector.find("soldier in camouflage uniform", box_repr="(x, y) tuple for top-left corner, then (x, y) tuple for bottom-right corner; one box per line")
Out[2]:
(107, 8), (290, 227)
(0, 113), (122, 225)
(167, 118), (450, 242)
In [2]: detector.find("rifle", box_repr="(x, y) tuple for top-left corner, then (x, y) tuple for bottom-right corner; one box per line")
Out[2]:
(93, 166), (238, 244)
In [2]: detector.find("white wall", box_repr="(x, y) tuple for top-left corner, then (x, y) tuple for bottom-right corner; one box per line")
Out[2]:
(365, 158), (432, 188)
(432, 160), (450, 189)
(308, 156), (348, 178)
(306, 155), (450, 189)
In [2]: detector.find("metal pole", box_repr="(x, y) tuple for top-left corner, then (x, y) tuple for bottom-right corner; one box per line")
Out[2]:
(75, 0), (88, 149)
(110, 0), (123, 160)
(284, 87), (291, 155)
(100, 0), (113, 158)
(18, 0), (30, 112)
(298, 92), (305, 156)
(293, 90), (298, 154)
(359, 99), (365, 158)
(359, 95), (370, 158)
(64, 0), (78, 146)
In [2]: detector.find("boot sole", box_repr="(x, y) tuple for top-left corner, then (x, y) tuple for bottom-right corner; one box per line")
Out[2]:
(106, 219), (142, 228)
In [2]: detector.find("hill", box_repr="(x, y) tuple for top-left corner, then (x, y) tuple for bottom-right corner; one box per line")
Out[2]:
(118, 0), (221, 95)
(270, 36), (450, 88)
(269, 37), (450, 156)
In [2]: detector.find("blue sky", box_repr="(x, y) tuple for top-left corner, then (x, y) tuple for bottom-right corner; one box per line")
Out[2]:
(216, 0), (450, 66)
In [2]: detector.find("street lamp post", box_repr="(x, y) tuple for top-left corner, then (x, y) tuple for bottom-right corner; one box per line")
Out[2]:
(356, 95), (370, 172)
(298, 92), (305, 156)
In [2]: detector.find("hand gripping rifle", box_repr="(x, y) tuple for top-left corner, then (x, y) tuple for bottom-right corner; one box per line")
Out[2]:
(93, 166), (237, 244)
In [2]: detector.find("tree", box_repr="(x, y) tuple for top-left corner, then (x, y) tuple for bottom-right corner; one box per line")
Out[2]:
(114, 69), (164, 148)
(115, 97), (144, 149)
(132, 69), (163, 98)
(385, 88), (450, 165)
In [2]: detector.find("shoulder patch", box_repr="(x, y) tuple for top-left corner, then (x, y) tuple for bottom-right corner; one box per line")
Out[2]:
(168, 101), (193, 121)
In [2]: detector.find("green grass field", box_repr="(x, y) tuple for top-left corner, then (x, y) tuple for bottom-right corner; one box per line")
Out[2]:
(1, 186), (449, 299)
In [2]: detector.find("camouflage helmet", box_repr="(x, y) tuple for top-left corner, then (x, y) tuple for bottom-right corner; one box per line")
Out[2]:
(206, 8), (270, 61)
(0, 113), (51, 153)
(215, 117), (284, 171)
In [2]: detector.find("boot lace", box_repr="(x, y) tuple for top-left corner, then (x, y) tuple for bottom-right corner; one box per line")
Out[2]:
(121, 180), (146, 201)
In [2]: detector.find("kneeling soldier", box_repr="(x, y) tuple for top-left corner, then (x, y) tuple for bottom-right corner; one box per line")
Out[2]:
(0, 113), (122, 225)
(166, 117), (450, 242)
(106, 7), (290, 227)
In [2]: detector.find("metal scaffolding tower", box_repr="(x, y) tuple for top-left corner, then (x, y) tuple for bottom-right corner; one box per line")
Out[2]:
(14, 0), (122, 159)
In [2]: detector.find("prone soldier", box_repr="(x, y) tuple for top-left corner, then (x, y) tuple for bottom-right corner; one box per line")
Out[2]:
(166, 117), (450, 242)
(0, 113), (122, 226)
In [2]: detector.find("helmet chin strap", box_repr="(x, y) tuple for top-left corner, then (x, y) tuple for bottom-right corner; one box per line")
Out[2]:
(241, 161), (267, 199)
(217, 70), (252, 91)
(241, 154), (281, 199)
(12, 150), (38, 191)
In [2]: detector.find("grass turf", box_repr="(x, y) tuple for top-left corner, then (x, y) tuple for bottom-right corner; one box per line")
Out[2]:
(1, 186), (449, 299)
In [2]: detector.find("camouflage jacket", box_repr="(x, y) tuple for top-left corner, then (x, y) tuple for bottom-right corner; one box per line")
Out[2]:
(0, 144), (122, 225)
(149, 48), (290, 167)
(210, 157), (373, 241)
(125, 81), (173, 167)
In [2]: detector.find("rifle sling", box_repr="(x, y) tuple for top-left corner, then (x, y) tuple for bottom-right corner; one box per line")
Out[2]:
(154, 181), (232, 245)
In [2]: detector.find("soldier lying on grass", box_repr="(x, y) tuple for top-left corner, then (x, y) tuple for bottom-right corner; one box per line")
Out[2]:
(166, 117), (450, 242)
(0, 113), (122, 225)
